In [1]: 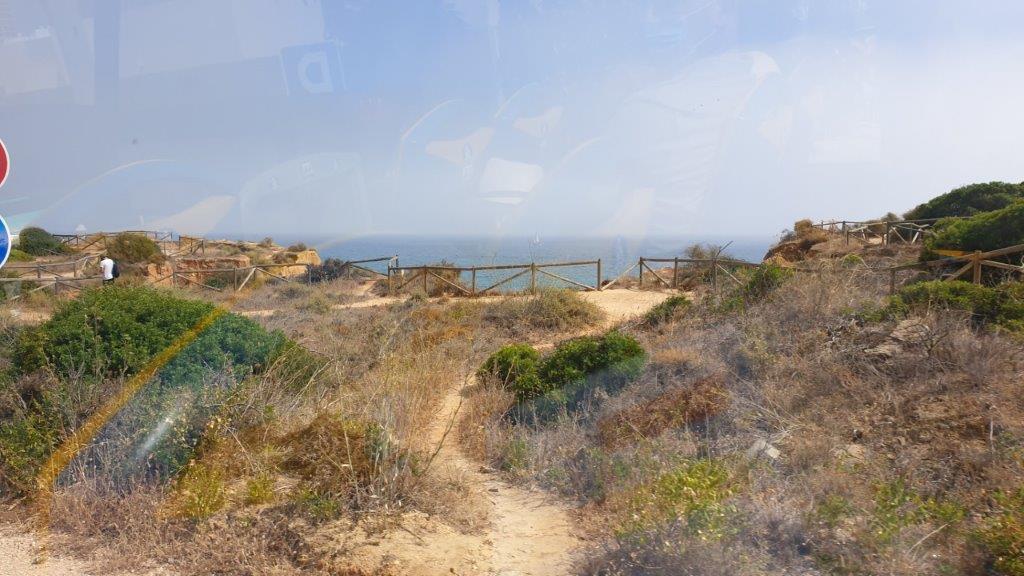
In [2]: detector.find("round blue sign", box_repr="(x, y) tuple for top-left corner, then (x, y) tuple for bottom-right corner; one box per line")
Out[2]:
(0, 213), (11, 269)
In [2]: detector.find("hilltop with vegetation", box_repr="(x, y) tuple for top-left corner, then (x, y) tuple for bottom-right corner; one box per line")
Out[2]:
(1, 181), (1023, 576)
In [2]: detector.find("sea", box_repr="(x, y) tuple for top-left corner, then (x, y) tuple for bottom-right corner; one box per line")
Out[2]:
(238, 234), (775, 292)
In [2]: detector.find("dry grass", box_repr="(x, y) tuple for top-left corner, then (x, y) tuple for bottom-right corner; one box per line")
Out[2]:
(471, 265), (1024, 574)
(15, 278), (611, 574)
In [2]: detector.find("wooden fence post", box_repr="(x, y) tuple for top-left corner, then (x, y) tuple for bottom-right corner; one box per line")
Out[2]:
(423, 266), (429, 294)
(639, 258), (644, 288)
(388, 268), (394, 295)
(672, 257), (679, 289)
(471, 268), (476, 296)
(530, 263), (536, 294)
(972, 250), (982, 284)
(712, 256), (719, 295)
(596, 259), (602, 291)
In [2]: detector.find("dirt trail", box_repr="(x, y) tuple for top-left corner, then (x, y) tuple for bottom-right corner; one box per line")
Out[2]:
(0, 531), (89, 576)
(434, 381), (581, 576)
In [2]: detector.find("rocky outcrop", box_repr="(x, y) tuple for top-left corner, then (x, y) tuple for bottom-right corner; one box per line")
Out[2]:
(267, 249), (321, 278)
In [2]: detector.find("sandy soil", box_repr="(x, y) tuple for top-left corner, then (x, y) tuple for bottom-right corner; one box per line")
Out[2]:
(240, 287), (674, 325)
(0, 531), (90, 576)
(319, 378), (583, 575)
(578, 289), (674, 325)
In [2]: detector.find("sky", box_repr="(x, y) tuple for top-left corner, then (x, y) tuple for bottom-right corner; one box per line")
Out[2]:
(0, 0), (1022, 240)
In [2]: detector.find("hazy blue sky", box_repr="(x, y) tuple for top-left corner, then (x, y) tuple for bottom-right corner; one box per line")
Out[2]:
(1, 0), (1022, 239)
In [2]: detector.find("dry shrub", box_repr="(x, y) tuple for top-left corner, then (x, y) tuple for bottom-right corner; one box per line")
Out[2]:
(278, 413), (407, 508)
(596, 376), (729, 449)
(458, 378), (516, 461)
(483, 288), (604, 336)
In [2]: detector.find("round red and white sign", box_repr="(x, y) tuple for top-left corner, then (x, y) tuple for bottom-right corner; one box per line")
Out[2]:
(0, 137), (8, 189)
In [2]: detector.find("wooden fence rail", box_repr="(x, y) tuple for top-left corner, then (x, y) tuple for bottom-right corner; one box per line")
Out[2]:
(3, 254), (101, 280)
(810, 218), (967, 246)
(386, 260), (601, 296)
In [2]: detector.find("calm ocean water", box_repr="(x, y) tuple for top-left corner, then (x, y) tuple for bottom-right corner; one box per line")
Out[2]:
(249, 234), (774, 291)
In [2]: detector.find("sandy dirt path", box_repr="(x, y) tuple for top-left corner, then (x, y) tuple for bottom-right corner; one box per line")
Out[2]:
(0, 531), (90, 576)
(434, 381), (581, 576)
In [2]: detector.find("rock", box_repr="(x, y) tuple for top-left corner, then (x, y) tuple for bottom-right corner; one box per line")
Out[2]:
(746, 439), (781, 460)
(842, 444), (867, 460)
(890, 318), (930, 345)
(864, 341), (902, 358)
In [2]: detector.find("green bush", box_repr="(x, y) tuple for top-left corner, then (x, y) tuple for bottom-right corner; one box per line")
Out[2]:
(8, 249), (33, 262)
(643, 295), (691, 326)
(16, 227), (68, 256)
(924, 200), (1024, 254)
(743, 263), (793, 300)
(480, 332), (646, 407)
(539, 331), (645, 392)
(905, 181), (1024, 220)
(107, 232), (165, 265)
(883, 280), (1024, 331)
(1, 286), (292, 492)
(479, 343), (540, 385)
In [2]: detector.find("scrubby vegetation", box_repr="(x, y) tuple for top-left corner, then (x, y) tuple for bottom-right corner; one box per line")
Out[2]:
(467, 259), (1024, 575)
(642, 294), (690, 327)
(479, 331), (645, 410)
(106, 232), (165, 265)
(8, 248), (32, 262)
(925, 199), (1024, 253)
(872, 280), (1024, 332)
(484, 288), (604, 335)
(905, 181), (1024, 220)
(1, 286), (291, 492)
(16, 226), (68, 256)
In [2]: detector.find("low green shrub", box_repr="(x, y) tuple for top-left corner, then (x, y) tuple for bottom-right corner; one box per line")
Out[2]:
(717, 263), (793, 313)
(924, 200), (1024, 254)
(481, 332), (646, 409)
(840, 254), (865, 268)
(8, 249), (32, 262)
(16, 227), (68, 256)
(905, 181), (1024, 220)
(642, 295), (691, 326)
(106, 232), (165, 265)
(975, 488), (1024, 575)
(618, 458), (736, 543)
(743, 263), (793, 300)
(479, 343), (540, 385)
(882, 280), (1024, 331)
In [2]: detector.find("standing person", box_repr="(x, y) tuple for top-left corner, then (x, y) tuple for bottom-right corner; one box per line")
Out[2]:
(100, 254), (116, 284)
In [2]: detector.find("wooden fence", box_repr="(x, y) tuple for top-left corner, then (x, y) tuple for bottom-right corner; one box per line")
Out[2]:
(3, 253), (100, 280)
(387, 260), (601, 296)
(51, 230), (204, 257)
(603, 256), (760, 291)
(811, 218), (963, 246)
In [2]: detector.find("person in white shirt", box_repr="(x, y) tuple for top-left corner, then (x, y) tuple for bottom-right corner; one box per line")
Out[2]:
(99, 254), (116, 284)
